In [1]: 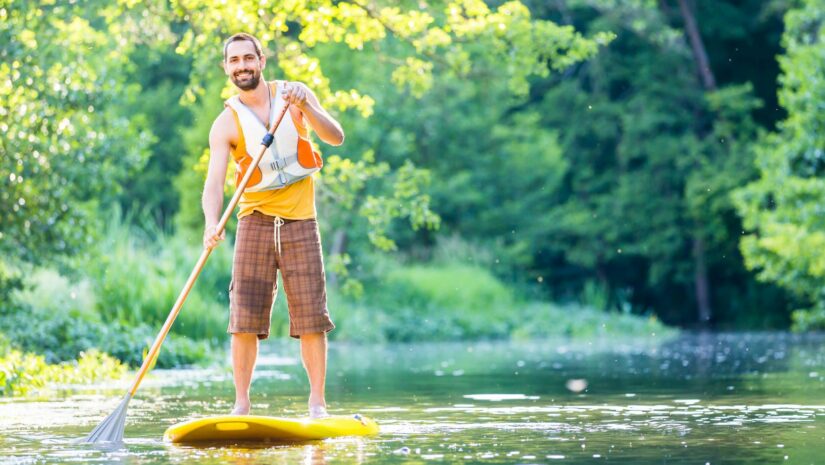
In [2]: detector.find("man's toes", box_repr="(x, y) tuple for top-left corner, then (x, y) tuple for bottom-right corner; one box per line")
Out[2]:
(231, 405), (250, 415)
(309, 405), (329, 419)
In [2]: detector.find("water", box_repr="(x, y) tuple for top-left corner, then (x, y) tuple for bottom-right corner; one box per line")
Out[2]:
(2, 332), (825, 464)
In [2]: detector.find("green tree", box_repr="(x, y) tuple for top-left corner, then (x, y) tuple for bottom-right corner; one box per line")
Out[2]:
(517, 0), (787, 326)
(119, 42), (194, 226)
(0, 1), (151, 268)
(305, 1), (610, 276)
(168, 0), (608, 291)
(734, 0), (825, 329)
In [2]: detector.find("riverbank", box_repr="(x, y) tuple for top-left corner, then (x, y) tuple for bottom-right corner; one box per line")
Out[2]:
(0, 223), (674, 396)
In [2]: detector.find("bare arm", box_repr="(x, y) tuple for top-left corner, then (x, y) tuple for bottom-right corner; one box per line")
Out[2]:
(283, 82), (345, 146)
(202, 110), (232, 249)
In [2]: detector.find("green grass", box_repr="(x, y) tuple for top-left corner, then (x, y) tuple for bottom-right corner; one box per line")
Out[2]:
(82, 215), (231, 342)
(511, 302), (674, 340)
(326, 261), (675, 343)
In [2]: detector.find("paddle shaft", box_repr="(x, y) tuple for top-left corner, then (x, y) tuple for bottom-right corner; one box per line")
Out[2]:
(126, 102), (291, 396)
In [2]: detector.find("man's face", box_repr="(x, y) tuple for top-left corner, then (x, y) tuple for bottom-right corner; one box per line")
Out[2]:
(224, 40), (265, 91)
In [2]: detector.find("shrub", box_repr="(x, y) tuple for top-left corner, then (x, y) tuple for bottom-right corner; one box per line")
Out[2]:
(82, 218), (230, 342)
(791, 306), (825, 332)
(5, 264), (217, 368)
(357, 264), (514, 339)
(325, 260), (674, 342)
(0, 348), (126, 397)
(511, 302), (675, 340)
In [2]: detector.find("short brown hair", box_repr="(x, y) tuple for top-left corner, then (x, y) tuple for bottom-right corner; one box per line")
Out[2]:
(223, 33), (263, 61)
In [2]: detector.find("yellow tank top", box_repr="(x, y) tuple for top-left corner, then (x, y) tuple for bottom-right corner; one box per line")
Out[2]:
(235, 176), (316, 220)
(227, 84), (317, 220)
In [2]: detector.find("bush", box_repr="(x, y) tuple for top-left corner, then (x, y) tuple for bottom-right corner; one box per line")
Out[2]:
(0, 347), (126, 397)
(1, 300), (214, 368)
(511, 302), (675, 340)
(325, 260), (675, 342)
(81, 216), (231, 342)
(382, 264), (514, 312)
(791, 306), (825, 332)
(356, 264), (515, 340)
(3, 214), (674, 360)
(5, 252), (220, 368)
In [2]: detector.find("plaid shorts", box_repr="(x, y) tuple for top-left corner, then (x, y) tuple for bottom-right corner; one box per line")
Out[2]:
(228, 211), (334, 339)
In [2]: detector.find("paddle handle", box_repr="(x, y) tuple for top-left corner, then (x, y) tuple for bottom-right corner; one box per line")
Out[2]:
(126, 103), (291, 396)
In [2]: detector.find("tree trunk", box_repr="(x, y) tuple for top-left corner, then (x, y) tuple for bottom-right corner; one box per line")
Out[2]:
(677, 0), (717, 90)
(692, 235), (712, 324)
(674, 0), (716, 325)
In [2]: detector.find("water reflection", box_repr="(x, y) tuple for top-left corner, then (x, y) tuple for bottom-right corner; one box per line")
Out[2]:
(1, 333), (824, 464)
(164, 442), (338, 465)
(161, 439), (373, 465)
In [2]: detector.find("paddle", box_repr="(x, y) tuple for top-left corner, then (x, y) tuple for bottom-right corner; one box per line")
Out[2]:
(84, 102), (292, 444)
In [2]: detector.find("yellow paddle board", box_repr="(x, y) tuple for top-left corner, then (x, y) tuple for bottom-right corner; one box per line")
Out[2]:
(163, 414), (379, 443)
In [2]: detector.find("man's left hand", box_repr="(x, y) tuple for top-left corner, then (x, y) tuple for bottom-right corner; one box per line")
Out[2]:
(282, 81), (309, 109)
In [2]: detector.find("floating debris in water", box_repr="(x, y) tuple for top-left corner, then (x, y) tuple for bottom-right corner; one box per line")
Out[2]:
(565, 379), (588, 393)
(393, 446), (411, 455)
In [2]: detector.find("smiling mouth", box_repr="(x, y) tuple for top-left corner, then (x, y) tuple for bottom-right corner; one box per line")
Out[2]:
(235, 71), (253, 79)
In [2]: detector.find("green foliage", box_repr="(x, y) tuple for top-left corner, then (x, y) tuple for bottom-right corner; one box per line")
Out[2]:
(1, 304), (212, 369)
(511, 302), (673, 340)
(0, 346), (126, 397)
(374, 264), (514, 340)
(2, 262), (216, 368)
(119, 45), (195, 225)
(382, 264), (514, 314)
(81, 210), (231, 343)
(0, 260), (24, 307)
(310, 16), (598, 286)
(0, 1), (152, 264)
(791, 305), (825, 332)
(1, 0), (808, 340)
(0, 210), (225, 368)
(322, 153), (441, 252)
(325, 257), (673, 342)
(173, 0), (607, 105)
(509, 1), (786, 326)
(173, 74), (228, 233)
(166, 0), (605, 291)
(733, 0), (825, 321)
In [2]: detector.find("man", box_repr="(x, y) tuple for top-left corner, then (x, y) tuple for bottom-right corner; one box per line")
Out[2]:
(202, 32), (344, 418)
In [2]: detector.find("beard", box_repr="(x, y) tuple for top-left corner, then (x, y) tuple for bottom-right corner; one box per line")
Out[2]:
(231, 68), (261, 91)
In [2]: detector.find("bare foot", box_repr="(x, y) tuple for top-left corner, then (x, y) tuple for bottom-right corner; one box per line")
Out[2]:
(231, 403), (250, 416)
(309, 404), (329, 419)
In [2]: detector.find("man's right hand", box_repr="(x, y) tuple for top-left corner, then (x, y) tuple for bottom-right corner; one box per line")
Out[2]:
(203, 224), (226, 249)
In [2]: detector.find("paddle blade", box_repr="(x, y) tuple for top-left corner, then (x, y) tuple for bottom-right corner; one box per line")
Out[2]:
(84, 393), (132, 444)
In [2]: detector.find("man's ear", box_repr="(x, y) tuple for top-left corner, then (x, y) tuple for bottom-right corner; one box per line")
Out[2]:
(220, 60), (229, 74)
(260, 55), (266, 70)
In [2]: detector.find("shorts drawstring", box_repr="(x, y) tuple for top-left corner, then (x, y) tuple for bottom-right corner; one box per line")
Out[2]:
(273, 216), (284, 255)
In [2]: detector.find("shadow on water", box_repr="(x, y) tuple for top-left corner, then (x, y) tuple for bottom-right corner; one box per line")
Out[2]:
(1, 332), (824, 464)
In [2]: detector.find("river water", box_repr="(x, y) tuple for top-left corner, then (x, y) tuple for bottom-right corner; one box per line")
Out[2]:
(1, 332), (824, 464)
